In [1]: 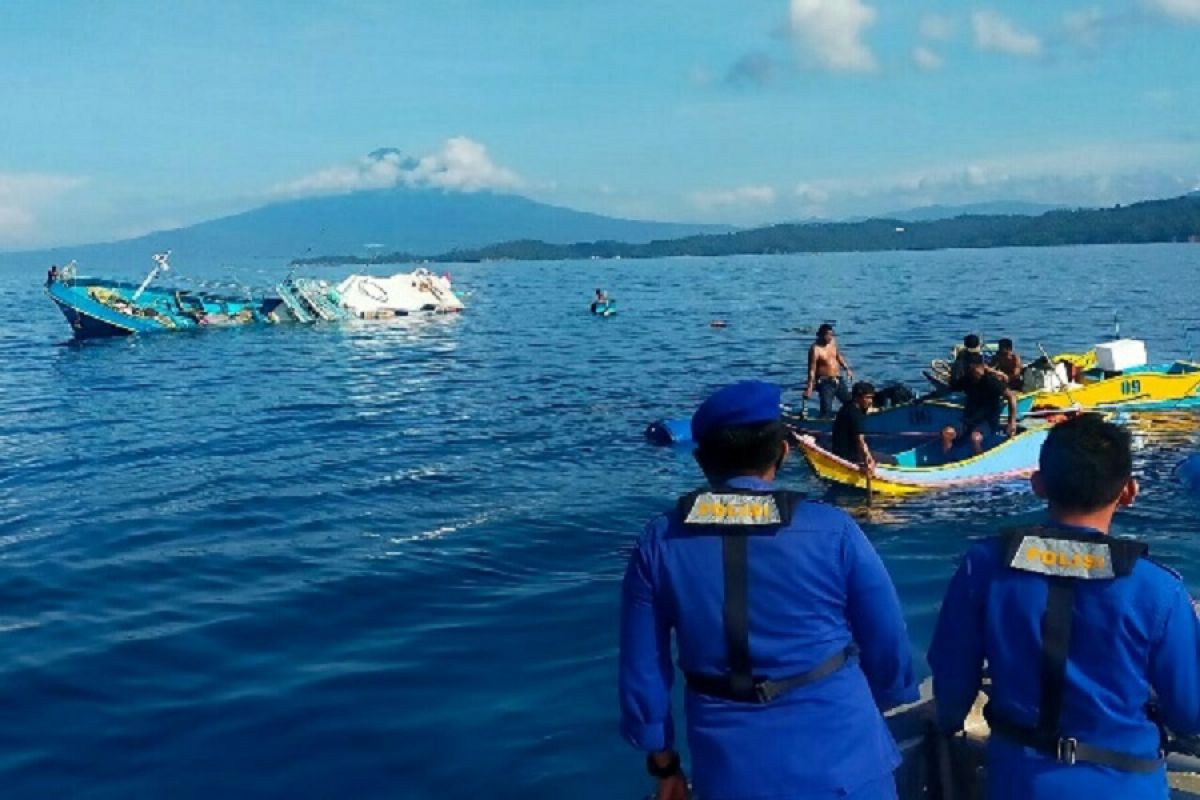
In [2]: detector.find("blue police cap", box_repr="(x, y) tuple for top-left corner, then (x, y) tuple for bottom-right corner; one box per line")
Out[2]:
(691, 381), (782, 442)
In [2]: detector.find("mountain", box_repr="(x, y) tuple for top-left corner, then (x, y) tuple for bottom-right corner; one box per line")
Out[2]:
(879, 201), (1069, 222)
(13, 188), (730, 266)
(404, 194), (1200, 263)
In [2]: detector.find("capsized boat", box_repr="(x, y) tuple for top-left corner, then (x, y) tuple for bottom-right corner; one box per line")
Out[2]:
(45, 256), (467, 340)
(336, 268), (464, 318)
(44, 254), (321, 339)
(793, 423), (1052, 496)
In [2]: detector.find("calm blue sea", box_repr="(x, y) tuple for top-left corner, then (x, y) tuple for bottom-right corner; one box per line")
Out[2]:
(1, 245), (1198, 799)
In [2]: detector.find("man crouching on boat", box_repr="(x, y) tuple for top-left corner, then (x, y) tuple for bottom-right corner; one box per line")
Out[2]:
(928, 414), (1200, 799)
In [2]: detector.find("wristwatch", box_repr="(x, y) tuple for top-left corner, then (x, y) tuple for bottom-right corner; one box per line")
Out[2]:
(646, 751), (682, 779)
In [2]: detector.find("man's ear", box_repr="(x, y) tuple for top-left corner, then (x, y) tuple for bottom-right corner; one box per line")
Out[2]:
(779, 438), (790, 466)
(1117, 477), (1138, 507)
(1031, 470), (1046, 498)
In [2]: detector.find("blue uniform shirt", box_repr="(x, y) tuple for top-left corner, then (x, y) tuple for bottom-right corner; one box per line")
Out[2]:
(928, 522), (1200, 799)
(619, 476), (917, 800)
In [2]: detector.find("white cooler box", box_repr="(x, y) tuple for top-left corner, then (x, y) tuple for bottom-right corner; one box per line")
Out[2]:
(1095, 339), (1148, 373)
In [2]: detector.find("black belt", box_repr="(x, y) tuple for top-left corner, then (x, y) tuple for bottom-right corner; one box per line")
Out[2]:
(985, 709), (1164, 774)
(685, 645), (856, 704)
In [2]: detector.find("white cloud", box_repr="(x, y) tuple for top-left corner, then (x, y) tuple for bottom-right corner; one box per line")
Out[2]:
(919, 13), (957, 41)
(972, 10), (1043, 57)
(788, 0), (879, 73)
(688, 185), (777, 212)
(776, 140), (1200, 218)
(795, 183), (831, 205)
(1145, 0), (1200, 21)
(275, 137), (524, 198)
(0, 173), (87, 246)
(912, 46), (944, 71)
(1064, 8), (1107, 47)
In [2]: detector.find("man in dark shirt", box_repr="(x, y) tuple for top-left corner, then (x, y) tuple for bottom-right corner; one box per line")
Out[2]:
(948, 334), (982, 390)
(832, 382), (876, 473)
(942, 362), (1018, 454)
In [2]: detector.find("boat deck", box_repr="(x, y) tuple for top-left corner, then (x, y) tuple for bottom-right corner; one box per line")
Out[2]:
(886, 681), (1200, 798)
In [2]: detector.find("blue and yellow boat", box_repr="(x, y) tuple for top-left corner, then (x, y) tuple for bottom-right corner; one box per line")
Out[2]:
(793, 423), (1053, 496)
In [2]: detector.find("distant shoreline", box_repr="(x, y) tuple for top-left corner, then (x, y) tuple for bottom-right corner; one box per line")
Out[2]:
(292, 194), (1200, 266)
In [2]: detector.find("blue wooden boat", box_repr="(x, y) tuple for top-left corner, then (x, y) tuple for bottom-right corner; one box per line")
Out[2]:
(45, 254), (344, 340)
(643, 394), (1036, 447)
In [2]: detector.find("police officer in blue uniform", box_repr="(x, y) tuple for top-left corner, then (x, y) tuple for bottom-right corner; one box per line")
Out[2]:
(619, 381), (917, 799)
(928, 414), (1200, 798)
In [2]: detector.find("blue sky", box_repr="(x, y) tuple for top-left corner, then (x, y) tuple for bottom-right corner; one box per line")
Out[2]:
(2, 0), (1199, 248)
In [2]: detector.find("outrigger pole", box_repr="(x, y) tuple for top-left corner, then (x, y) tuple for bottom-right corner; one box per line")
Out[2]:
(132, 251), (172, 302)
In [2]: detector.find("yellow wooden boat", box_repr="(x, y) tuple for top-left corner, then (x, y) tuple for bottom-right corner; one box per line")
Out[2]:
(1027, 361), (1200, 411)
(793, 425), (1050, 496)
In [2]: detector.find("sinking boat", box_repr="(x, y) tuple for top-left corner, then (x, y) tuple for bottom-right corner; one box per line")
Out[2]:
(793, 423), (1053, 496)
(44, 254), (317, 339)
(336, 269), (463, 319)
(45, 255), (467, 340)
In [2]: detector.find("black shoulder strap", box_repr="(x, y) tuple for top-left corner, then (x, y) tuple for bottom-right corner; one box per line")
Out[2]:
(723, 534), (753, 697)
(674, 488), (804, 696)
(1038, 577), (1075, 742)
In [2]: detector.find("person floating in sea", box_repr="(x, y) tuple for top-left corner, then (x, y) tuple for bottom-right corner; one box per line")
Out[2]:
(804, 323), (854, 418)
(992, 337), (1024, 389)
(619, 380), (916, 800)
(832, 381), (877, 475)
(941, 359), (1018, 454)
(928, 414), (1200, 799)
(591, 288), (610, 313)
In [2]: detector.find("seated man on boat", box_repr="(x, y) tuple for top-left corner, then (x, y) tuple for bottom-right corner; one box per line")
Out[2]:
(832, 381), (876, 474)
(992, 338), (1023, 389)
(948, 333), (983, 390)
(803, 323), (854, 417)
(928, 414), (1200, 799)
(620, 380), (916, 800)
(941, 360), (1018, 455)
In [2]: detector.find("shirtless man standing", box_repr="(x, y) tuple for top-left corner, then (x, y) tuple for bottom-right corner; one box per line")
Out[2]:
(803, 323), (853, 417)
(992, 338), (1023, 389)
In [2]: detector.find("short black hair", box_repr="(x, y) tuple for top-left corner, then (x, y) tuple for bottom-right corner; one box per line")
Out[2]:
(964, 334), (981, 349)
(852, 381), (875, 398)
(998, 338), (1013, 350)
(1038, 414), (1132, 512)
(817, 323), (834, 337)
(696, 420), (785, 478)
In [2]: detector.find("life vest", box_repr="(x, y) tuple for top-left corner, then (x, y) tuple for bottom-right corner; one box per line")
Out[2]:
(674, 489), (855, 704)
(984, 525), (1162, 772)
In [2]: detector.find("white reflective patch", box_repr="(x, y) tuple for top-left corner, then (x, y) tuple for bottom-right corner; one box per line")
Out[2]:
(1009, 535), (1115, 580)
(684, 493), (782, 526)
